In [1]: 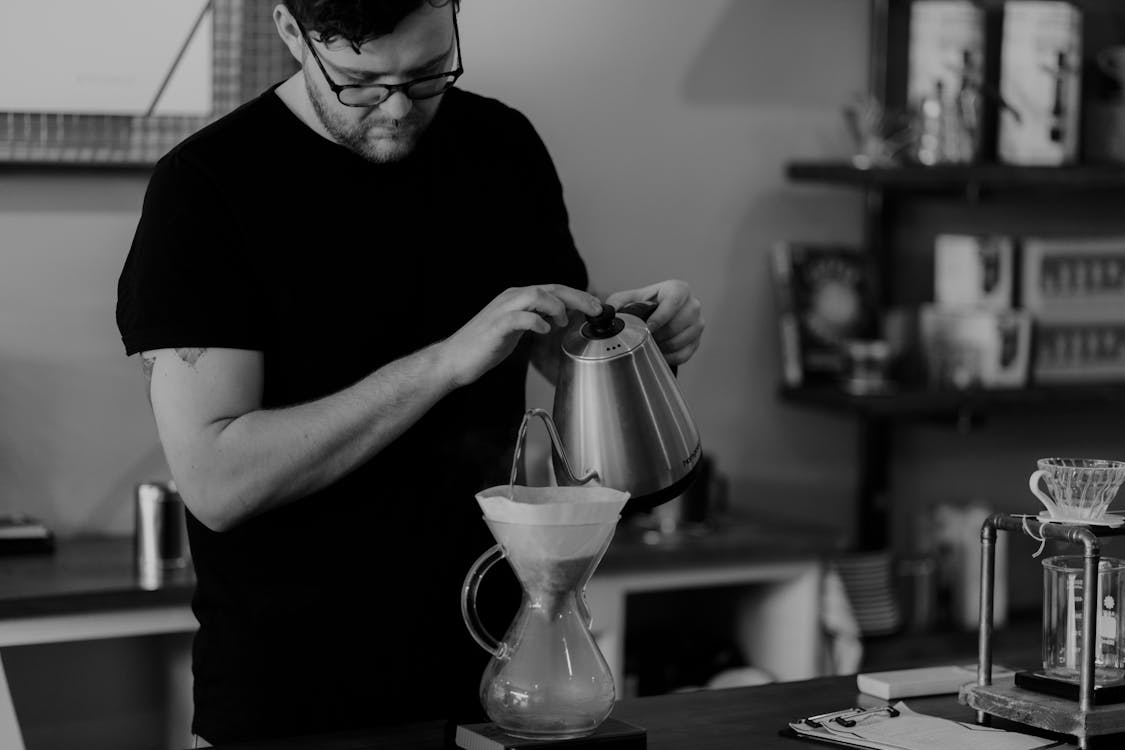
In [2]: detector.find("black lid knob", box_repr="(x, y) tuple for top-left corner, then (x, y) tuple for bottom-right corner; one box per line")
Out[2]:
(582, 304), (625, 340)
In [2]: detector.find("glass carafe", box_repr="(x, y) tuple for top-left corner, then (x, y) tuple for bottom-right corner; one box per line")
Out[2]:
(461, 519), (616, 740)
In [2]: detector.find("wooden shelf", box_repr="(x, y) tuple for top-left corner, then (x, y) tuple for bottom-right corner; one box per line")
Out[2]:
(786, 161), (1125, 194)
(0, 161), (154, 175)
(779, 382), (1125, 419)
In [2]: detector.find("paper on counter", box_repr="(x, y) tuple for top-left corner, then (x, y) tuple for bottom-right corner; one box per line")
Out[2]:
(789, 702), (1056, 750)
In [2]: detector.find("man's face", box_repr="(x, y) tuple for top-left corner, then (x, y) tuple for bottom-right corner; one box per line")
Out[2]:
(301, 3), (456, 163)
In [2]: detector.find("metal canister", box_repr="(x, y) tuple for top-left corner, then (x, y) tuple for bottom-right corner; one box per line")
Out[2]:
(134, 481), (189, 589)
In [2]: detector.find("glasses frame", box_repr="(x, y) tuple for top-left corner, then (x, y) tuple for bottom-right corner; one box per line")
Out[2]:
(294, 8), (463, 108)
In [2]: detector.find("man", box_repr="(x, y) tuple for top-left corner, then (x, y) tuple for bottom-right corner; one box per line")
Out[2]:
(116, 0), (704, 744)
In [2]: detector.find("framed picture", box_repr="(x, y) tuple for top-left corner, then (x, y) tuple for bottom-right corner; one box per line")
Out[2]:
(770, 242), (880, 386)
(0, 0), (296, 166)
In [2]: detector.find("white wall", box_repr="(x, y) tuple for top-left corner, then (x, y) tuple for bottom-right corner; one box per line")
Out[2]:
(475, 0), (869, 526)
(0, 176), (163, 535)
(0, 1), (869, 537)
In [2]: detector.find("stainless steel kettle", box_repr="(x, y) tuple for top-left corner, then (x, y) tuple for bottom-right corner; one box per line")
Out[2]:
(519, 301), (702, 512)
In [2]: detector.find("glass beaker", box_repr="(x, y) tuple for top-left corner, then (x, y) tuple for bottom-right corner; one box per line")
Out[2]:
(1042, 556), (1125, 684)
(461, 519), (616, 740)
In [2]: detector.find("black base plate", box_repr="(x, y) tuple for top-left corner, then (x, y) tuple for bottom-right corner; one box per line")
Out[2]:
(454, 718), (646, 750)
(1014, 670), (1125, 705)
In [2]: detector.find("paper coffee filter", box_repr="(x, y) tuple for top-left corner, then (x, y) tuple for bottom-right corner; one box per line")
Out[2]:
(491, 518), (617, 562)
(475, 484), (629, 526)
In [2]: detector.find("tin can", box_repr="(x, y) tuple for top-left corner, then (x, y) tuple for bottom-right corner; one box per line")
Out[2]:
(134, 481), (189, 589)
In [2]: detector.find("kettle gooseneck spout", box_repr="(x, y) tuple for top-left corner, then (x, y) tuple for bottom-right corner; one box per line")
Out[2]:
(510, 408), (599, 488)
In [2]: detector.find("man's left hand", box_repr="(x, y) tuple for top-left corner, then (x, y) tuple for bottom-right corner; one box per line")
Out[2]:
(605, 280), (704, 367)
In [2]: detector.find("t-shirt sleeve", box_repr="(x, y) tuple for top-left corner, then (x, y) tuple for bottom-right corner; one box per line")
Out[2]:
(116, 151), (266, 355)
(506, 109), (589, 294)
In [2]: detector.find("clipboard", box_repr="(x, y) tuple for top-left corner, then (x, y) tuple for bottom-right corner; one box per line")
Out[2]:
(783, 702), (1063, 750)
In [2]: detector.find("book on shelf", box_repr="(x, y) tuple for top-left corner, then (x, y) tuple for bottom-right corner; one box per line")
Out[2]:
(770, 242), (879, 387)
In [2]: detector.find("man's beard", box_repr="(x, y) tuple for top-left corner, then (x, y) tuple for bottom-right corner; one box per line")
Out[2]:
(305, 70), (430, 164)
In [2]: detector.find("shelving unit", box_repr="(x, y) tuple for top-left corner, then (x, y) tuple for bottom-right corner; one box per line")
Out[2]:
(787, 162), (1125, 193)
(779, 382), (1125, 419)
(782, 0), (1125, 554)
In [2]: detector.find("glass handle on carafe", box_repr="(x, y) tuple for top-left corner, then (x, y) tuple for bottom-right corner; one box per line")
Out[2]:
(461, 543), (509, 660)
(578, 588), (593, 630)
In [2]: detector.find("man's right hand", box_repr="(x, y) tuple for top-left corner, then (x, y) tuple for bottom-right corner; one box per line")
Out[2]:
(437, 284), (602, 388)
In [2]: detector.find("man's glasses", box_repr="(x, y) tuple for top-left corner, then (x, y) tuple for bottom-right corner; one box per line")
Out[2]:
(294, 9), (463, 108)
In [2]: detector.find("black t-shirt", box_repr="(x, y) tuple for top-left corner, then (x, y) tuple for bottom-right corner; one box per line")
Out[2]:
(116, 85), (587, 744)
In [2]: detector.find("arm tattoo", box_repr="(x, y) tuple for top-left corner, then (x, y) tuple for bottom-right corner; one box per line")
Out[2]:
(141, 353), (157, 403)
(176, 348), (208, 368)
(141, 354), (156, 382)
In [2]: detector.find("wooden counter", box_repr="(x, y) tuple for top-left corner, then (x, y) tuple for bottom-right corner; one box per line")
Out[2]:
(198, 675), (1086, 749)
(0, 537), (196, 750)
(0, 512), (840, 616)
(588, 515), (843, 690)
(0, 518), (844, 750)
(0, 536), (193, 618)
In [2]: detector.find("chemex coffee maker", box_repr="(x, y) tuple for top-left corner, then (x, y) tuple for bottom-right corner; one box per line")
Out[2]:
(963, 457), (1125, 750)
(456, 301), (701, 748)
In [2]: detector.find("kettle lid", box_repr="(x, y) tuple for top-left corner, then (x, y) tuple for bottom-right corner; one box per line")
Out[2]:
(562, 304), (648, 361)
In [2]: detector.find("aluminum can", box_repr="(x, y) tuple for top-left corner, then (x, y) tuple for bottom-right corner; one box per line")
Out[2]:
(134, 481), (189, 589)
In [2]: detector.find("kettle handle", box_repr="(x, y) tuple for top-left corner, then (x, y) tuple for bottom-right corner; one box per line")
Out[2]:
(617, 300), (678, 376)
(618, 300), (658, 321)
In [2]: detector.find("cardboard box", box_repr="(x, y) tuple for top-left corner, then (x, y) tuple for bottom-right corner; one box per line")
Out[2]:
(934, 234), (1015, 311)
(908, 1), (986, 163)
(998, 1), (1083, 165)
(1021, 236), (1125, 319)
(920, 305), (1032, 388)
(1034, 320), (1125, 383)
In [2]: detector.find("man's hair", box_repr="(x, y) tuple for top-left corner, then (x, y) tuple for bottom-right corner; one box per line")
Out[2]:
(283, 0), (457, 51)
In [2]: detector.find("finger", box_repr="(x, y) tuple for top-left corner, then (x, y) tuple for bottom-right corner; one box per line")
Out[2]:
(540, 285), (602, 316)
(508, 310), (552, 336)
(607, 281), (691, 332)
(663, 338), (701, 367)
(533, 288), (571, 327)
(604, 282), (663, 311)
(644, 284), (691, 333)
(656, 321), (704, 354)
(653, 301), (704, 344)
(508, 287), (568, 327)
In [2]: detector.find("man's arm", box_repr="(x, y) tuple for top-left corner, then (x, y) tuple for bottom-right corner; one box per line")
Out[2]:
(145, 344), (453, 532)
(144, 285), (601, 532)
